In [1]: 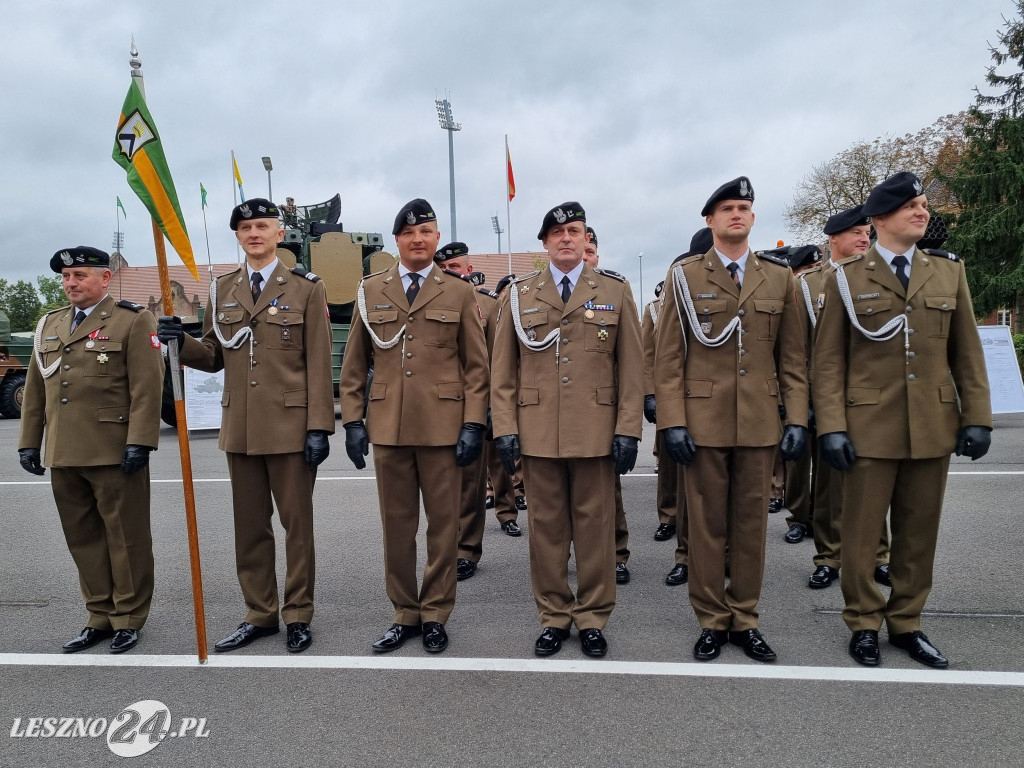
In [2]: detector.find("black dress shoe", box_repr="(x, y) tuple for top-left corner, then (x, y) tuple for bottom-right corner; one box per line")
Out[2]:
(874, 563), (891, 587)
(62, 627), (114, 653)
(214, 622), (279, 652)
(579, 628), (608, 657)
(534, 626), (571, 657)
(694, 628), (728, 661)
(768, 498), (783, 514)
(665, 564), (688, 586)
(808, 565), (840, 589)
(515, 496), (528, 512)
(422, 622), (448, 653)
(616, 562), (631, 584)
(729, 629), (777, 662)
(849, 629), (880, 666)
(501, 519), (522, 537)
(654, 523), (676, 541)
(109, 629), (139, 654)
(286, 622), (312, 653)
(889, 631), (948, 669)
(456, 558), (477, 581)
(784, 523), (810, 543)
(485, 495), (495, 509)
(372, 623), (421, 653)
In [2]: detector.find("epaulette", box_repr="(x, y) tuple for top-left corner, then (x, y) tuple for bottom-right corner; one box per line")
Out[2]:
(442, 267), (471, 281)
(595, 267), (626, 282)
(673, 253), (703, 267)
(799, 263), (823, 275)
(116, 300), (145, 312)
(511, 270), (541, 284)
(755, 251), (790, 267)
(292, 265), (321, 282)
(834, 253), (863, 266)
(477, 287), (499, 299)
(362, 267), (390, 280)
(922, 248), (959, 262)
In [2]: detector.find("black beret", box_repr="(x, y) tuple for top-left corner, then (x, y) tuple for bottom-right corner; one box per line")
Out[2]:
(586, 226), (598, 246)
(862, 172), (926, 217)
(823, 205), (870, 235)
(495, 274), (516, 295)
(537, 202), (586, 240)
(787, 245), (822, 270)
(50, 246), (110, 273)
(701, 176), (754, 217)
(229, 198), (280, 231)
(654, 280), (664, 297)
(435, 241), (469, 262)
(672, 227), (714, 264)
(393, 198), (437, 235)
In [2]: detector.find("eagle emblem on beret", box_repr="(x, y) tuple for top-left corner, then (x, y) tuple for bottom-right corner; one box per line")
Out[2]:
(240, 203), (252, 218)
(554, 208), (567, 223)
(406, 211), (416, 225)
(60, 251), (74, 266)
(913, 178), (924, 195)
(739, 179), (750, 197)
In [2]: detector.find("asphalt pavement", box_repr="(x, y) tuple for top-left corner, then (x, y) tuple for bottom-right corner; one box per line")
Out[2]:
(0, 413), (1022, 767)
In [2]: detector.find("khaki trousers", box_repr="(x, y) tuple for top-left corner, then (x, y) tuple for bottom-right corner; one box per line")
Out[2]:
(486, 442), (523, 523)
(614, 476), (629, 563)
(457, 445), (489, 562)
(784, 443), (813, 528)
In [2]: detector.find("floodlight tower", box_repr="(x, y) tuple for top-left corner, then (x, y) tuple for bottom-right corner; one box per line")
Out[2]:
(435, 96), (462, 239)
(491, 214), (503, 253)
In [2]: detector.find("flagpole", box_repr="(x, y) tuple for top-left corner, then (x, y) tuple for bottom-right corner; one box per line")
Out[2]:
(200, 186), (214, 281)
(129, 40), (209, 664)
(231, 150), (241, 265)
(115, 199), (123, 300)
(505, 135), (512, 275)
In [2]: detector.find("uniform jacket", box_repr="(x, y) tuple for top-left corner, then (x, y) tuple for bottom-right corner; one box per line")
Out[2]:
(19, 295), (163, 466)
(795, 263), (826, 385)
(654, 248), (808, 447)
(178, 261), (335, 455)
(490, 263), (644, 458)
(475, 288), (499, 357)
(813, 245), (991, 459)
(641, 300), (660, 396)
(339, 262), (489, 446)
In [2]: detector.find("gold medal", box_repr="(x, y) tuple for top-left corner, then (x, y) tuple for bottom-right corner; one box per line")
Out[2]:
(97, 353), (109, 364)
(268, 306), (279, 316)
(584, 309), (595, 319)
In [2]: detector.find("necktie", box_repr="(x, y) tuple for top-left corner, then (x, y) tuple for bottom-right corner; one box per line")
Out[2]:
(251, 272), (264, 301)
(406, 273), (421, 307)
(727, 262), (741, 290)
(71, 310), (86, 332)
(892, 255), (910, 291)
(560, 276), (572, 304)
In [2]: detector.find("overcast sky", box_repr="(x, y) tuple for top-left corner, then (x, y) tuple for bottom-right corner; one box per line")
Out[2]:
(3, 0), (1016, 307)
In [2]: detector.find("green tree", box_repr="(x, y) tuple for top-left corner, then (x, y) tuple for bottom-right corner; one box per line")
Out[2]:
(4, 280), (42, 332)
(35, 274), (65, 321)
(942, 2), (1024, 321)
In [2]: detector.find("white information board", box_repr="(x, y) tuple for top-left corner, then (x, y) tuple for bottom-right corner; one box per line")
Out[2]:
(183, 368), (225, 430)
(977, 325), (1024, 414)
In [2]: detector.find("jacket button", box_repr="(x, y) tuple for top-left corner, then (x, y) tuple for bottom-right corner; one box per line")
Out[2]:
(440, 315), (446, 320)
(908, 351), (916, 359)
(739, 370), (746, 376)
(250, 381), (257, 386)
(62, 381), (68, 387)
(408, 317), (415, 323)
(562, 338), (569, 344)
(561, 356), (569, 363)
(562, 376), (569, 383)
(942, 303), (948, 309)
(866, 308), (873, 314)
(738, 309), (745, 316)
(63, 364), (70, 370)
(685, 390), (691, 396)
(407, 334), (413, 340)
(406, 370), (413, 377)
(848, 399), (855, 405)
(562, 319), (569, 326)
(118, 416), (124, 421)
(908, 374), (916, 381)
(908, 328), (915, 335)
(906, 306), (913, 312)
(60, 398), (68, 404)
(406, 352), (413, 358)
(64, 347), (71, 353)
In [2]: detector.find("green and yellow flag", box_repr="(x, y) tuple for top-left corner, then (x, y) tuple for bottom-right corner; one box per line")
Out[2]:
(112, 80), (198, 280)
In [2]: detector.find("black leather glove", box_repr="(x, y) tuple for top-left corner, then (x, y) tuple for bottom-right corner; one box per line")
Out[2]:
(157, 315), (184, 345)
(780, 425), (808, 462)
(495, 434), (521, 476)
(121, 444), (151, 474)
(955, 425), (992, 461)
(612, 435), (639, 475)
(304, 430), (330, 470)
(344, 420), (369, 470)
(643, 395), (657, 424)
(18, 448), (44, 476)
(455, 422), (486, 467)
(663, 427), (696, 466)
(819, 431), (856, 471)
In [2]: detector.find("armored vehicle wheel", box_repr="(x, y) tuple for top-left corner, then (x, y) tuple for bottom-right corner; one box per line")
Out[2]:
(0, 372), (26, 418)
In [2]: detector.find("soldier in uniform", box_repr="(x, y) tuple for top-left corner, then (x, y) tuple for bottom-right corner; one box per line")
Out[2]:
(158, 198), (334, 654)
(491, 202), (643, 658)
(814, 173), (991, 668)
(656, 177), (808, 662)
(19, 246), (163, 653)
(339, 199), (489, 654)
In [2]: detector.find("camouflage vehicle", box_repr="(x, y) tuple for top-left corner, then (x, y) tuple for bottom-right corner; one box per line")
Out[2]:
(0, 309), (32, 418)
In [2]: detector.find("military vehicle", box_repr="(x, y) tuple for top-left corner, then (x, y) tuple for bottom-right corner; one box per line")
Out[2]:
(161, 193), (395, 426)
(0, 309), (32, 418)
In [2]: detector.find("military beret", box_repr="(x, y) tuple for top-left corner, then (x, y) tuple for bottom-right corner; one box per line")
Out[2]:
(537, 202), (586, 240)
(654, 280), (664, 298)
(787, 245), (822, 270)
(862, 172), (926, 217)
(393, 198), (437, 235)
(435, 241), (469, 262)
(586, 226), (598, 246)
(495, 274), (516, 295)
(823, 205), (870, 235)
(672, 227), (714, 265)
(50, 246), (110, 273)
(229, 198), (280, 231)
(701, 176), (754, 217)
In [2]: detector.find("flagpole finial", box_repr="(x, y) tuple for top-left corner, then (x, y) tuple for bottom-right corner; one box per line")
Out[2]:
(130, 36), (142, 77)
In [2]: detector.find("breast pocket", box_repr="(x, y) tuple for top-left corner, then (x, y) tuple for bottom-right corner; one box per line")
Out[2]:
(519, 310), (552, 353)
(853, 297), (894, 335)
(583, 313), (619, 352)
(266, 312), (305, 350)
(753, 298), (783, 341)
(86, 341), (124, 377)
(424, 309), (460, 347)
(924, 296), (956, 338)
(39, 340), (62, 369)
(690, 299), (729, 336)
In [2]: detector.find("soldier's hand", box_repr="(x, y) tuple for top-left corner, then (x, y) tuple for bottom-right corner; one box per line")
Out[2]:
(304, 430), (331, 470)
(663, 427), (696, 466)
(612, 435), (639, 475)
(780, 425), (808, 462)
(343, 421), (369, 470)
(643, 395), (657, 424)
(455, 422), (486, 467)
(495, 434), (521, 476)
(18, 448), (45, 476)
(120, 444), (151, 474)
(955, 425), (992, 461)
(819, 432), (856, 471)
(157, 315), (184, 345)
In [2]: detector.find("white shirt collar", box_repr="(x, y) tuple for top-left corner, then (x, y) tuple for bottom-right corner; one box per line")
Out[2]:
(715, 248), (749, 278)
(548, 260), (585, 291)
(874, 243), (914, 270)
(77, 295), (109, 317)
(247, 258), (279, 283)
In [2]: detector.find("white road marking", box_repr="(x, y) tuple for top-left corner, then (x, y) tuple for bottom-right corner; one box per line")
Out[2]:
(0, 653), (1021, 686)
